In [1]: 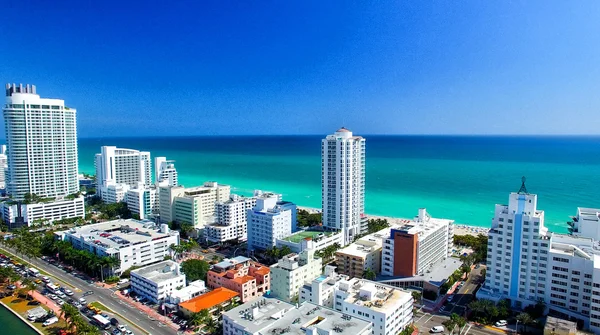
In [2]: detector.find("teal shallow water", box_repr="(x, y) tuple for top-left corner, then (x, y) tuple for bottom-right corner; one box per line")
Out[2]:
(0, 304), (39, 335)
(77, 136), (600, 234)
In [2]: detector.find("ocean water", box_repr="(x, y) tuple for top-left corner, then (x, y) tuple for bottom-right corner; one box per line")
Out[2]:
(0, 304), (38, 335)
(77, 136), (600, 233)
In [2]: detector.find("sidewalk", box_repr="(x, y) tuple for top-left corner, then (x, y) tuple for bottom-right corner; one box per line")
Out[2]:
(114, 290), (182, 332)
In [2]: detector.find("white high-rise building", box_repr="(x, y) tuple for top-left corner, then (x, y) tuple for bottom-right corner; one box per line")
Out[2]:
(3, 84), (79, 200)
(247, 193), (296, 251)
(158, 182), (230, 228)
(477, 179), (600, 333)
(154, 157), (178, 187)
(126, 186), (158, 220)
(95, 146), (151, 202)
(322, 127), (366, 245)
(0, 145), (7, 190)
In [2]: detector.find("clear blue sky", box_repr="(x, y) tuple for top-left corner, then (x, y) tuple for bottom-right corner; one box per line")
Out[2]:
(2, 1), (600, 136)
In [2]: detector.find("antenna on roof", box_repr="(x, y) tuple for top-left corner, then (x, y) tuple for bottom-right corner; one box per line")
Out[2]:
(518, 176), (528, 194)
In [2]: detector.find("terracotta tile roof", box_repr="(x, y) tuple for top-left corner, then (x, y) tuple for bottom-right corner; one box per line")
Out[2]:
(253, 266), (270, 275)
(179, 287), (239, 313)
(231, 275), (255, 285)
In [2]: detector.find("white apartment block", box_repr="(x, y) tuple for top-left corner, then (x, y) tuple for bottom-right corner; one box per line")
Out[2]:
(322, 127), (366, 246)
(102, 183), (130, 204)
(478, 180), (600, 332)
(269, 249), (322, 302)
(158, 182), (230, 228)
(130, 260), (186, 303)
(223, 297), (373, 335)
(276, 230), (344, 254)
(154, 157), (178, 188)
(126, 186), (158, 220)
(381, 208), (453, 277)
(3, 84), (80, 200)
(205, 194), (257, 243)
(247, 194), (297, 251)
(166, 280), (206, 304)
(55, 220), (179, 274)
(1, 197), (85, 226)
(95, 146), (151, 201)
(334, 278), (414, 335)
(300, 265), (349, 307)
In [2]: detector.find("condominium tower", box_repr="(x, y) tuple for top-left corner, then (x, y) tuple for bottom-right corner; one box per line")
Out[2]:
(3, 84), (79, 199)
(95, 146), (151, 201)
(322, 127), (366, 245)
(154, 157), (178, 187)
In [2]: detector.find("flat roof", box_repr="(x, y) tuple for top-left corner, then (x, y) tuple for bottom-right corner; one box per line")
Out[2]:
(283, 230), (334, 243)
(59, 219), (178, 252)
(131, 260), (183, 283)
(179, 287), (239, 313)
(337, 278), (411, 313)
(390, 216), (452, 240)
(336, 229), (387, 258)
(377, 257), (463, 287)
(224, 298), (371, 335)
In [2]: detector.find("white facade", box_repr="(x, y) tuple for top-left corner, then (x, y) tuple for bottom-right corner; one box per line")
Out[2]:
(381, 208), (454, 277)
(223, 298), (372, 335)
(55, 220), (179, 274)
(126, 186), (158, 220)
(95, 146), (151, 201)
(154, 157), (178, 188)
(166, 280), (206, 304)
(247, 194), (296, 251)
(334, 278), (413, 335)
(276, 230), (344, 254)
(205, 194), (257, 243)
(269, 249), (322, 302)
(102, 183), (130, 204)
(321, 128), (366, 246)
(0, 147), (7, 190)
(130, 260), (186, 304)
(1, 197), (85, 226)
(477, 182), (600, 333)
(300, 265), (348, 307)
(3, 84), (79, 200)
(158, 182), (230, 228)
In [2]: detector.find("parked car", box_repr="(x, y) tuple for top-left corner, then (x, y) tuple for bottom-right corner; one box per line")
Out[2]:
(7, 284), (16, 290)
(43, 316), (59, 327)
(83, 290), (94, 297)
(430, 326), (444, 333)
(110, 318), (119, 326)
(79, 297), (87, 304)
(117, 325), (127, 331)
(495, 320), (507, 327)
(118, 278), (129, 285)
(64, 289), (74, 296)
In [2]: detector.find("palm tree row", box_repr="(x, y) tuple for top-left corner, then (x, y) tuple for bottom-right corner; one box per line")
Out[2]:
(264, 245), (293, 263)
(315, 243), (341, 262)
(169, 239), (197, 260)
(60, 303), (101, 335)
(47, 239), (121, 279)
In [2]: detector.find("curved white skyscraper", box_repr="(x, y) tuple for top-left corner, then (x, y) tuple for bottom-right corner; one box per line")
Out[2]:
(321, 127), (366, 246)
(3, 83), (79, 200)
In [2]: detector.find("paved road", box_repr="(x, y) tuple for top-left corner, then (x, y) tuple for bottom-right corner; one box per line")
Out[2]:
(414, 310), (504, 335)
(442, 265), (486, 316)
(1, 246), (177, 335)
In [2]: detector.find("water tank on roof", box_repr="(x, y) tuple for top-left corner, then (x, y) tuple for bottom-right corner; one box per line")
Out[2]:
(160, 224), (169, 234)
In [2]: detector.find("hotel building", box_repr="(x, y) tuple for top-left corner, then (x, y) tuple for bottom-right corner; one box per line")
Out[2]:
(335, 229), (387, 278)
(206, 256), (270, 303)
(2, 84), (84, 226)
(477, 180), (600, 332)
(269, 249), (322, 302)
(154, 157), (178, 187)
(158, 182), (230, 228)
(381, 208), (454, 277)
(321, 127), (366, 246)
(223, 297), (373, 335)
(55, 219), (180, 274)
(205, 194), (257, 243)
(130, 260), (186, 303)
(0, 145), (6, 190)
(95, 146), (151, 202)
(125, 186), (158, 220)
(247, 193), (297, 251)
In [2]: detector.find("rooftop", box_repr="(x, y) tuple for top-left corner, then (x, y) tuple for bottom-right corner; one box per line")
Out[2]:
(224, 298), (371, 335)
(131, 260), (183, 283)
(58, 219), (178, 253)
(214, 256), (251, 270)
(179, 287), (239, 313)
(337, 229), (387, 258)
(283, 230), (334, 243)
(389, 209), (453, 240)
(378, 257), (462, 288)
(337, 278), (412, 313)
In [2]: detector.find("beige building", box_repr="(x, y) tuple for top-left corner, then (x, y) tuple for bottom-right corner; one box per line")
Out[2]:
(269, 249), (322, 302)
(335, 228), (387, 278)
(544, 316), (577, 335)
(159, 181), (230, 229)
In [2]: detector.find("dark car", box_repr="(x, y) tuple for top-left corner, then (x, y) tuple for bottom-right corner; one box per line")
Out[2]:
(110, 318), (119, 326)
(7, 284), (16, 290)
(83, 290), (94, 297)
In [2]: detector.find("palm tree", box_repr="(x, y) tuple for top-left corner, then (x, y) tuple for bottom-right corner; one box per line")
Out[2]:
(188, 311), (206, 329)
(411, 291), (423, 305)
(21, 278), (37, 300)
(60, 303), (80, 332)
(442, 319), (456, 335)
(516, 312), (533, 333)
(104, 256), (121, 277)
(279, 245), (292, 257)
(363, 268), (376, 280)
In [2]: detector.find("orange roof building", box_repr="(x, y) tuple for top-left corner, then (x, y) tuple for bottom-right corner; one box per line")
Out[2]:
(178, 287), (239, 316)
(207, 256), (270, 302)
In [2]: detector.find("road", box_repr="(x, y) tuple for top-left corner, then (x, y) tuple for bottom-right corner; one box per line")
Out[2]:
(0, 246), (177, 335)
(414, 310), (505, 335)
(441, 265), (486, 317)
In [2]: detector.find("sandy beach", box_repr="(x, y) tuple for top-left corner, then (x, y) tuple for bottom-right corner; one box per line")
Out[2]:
(298, 206), (490, 237)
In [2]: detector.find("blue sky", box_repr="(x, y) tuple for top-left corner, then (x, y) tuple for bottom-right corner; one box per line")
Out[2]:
(1, 1), (600, 136)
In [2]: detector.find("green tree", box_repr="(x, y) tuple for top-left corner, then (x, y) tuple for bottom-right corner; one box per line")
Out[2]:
(60, 303), (81, 332)
(363, 268), (376, 280)
(411, 291), (423, 305)
(279, 245), (292, 257)
(517, 312), (534, 333)
(181, 259), (210, 282)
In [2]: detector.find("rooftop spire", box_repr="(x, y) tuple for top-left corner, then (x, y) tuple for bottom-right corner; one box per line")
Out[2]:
(518, 176), (528, 194)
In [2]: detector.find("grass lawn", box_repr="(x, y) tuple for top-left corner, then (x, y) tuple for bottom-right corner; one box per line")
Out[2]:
(1, 295), (67, 335)
(283, 230), (332, 243)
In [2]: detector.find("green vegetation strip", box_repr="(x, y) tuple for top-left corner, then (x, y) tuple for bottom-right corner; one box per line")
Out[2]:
(90, 301), (150, 335)
(0, 246), (75, 289)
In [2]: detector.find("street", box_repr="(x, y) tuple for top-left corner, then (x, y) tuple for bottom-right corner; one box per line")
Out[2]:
(0, 245), (178, 335)
(441, 265), (486, 316)
(414, 310), (505, 335)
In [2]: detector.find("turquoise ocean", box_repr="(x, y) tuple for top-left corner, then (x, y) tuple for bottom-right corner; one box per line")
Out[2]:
(78, 136), (600, 234)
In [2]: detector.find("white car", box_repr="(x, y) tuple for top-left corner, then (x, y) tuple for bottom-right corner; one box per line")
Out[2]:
(57, 300), (65, 306)
(43, 317), (59, 327)
(495, 320), (507, 327)
(64, 289), (74, 296)
(118, 278), (129, 285)
(79, 297), (87, 304)
(48, 294), (58, 300)
(42, 276), (51, 283)
(124, 330), (133, 335)
(118, 325), (127, 331)
(430, 326), (444, 333)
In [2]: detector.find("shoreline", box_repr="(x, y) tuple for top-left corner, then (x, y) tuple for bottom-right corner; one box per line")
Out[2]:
(0, 301), (44, 335)
(297, 206), (490, 237)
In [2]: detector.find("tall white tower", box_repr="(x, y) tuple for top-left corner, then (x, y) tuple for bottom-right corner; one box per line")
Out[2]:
(154, 156), (178, 187)
(3, 83), (79, 200)
(321, 127), (366, 245)
(95, 146), (151, 199)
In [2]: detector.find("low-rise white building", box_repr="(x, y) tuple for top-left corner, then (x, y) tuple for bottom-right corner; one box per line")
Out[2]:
(205, 194), (257, 243)
(300, 265), (348, 307)
(1, 197), (85, 227)
(269, 249), (322, 302)
(334, 278), (414, 335)
(55, 219), (179, 274)
(276, 229), (343, 254)
(102, 183), (131, 204)
(247, 194), (297, 251)
(130, 260), (186, 304)
(223, 297), (372, 335)
(166, 280), (206, 305)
